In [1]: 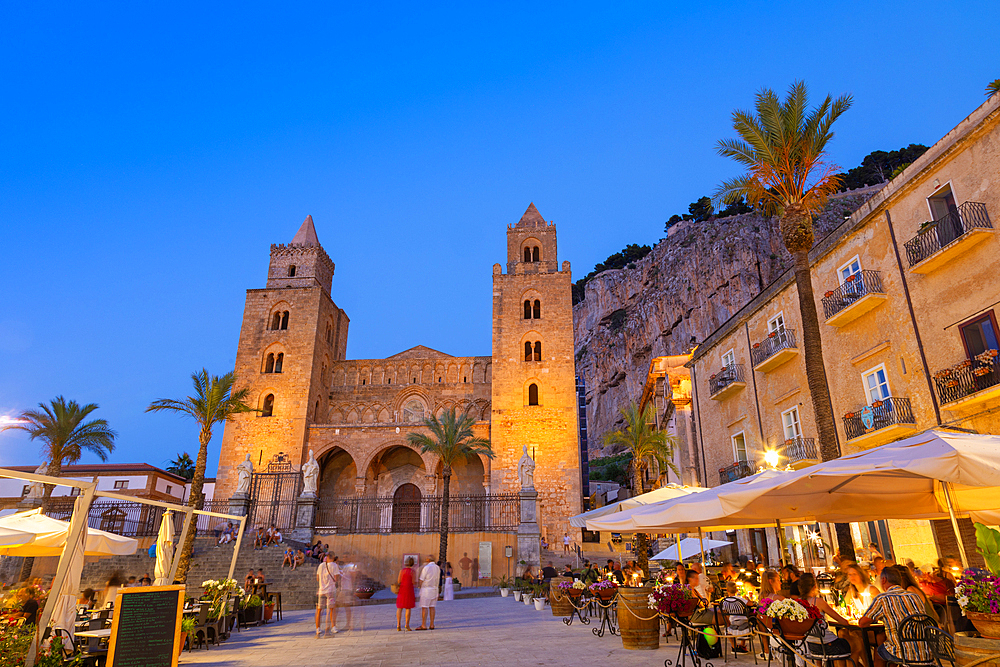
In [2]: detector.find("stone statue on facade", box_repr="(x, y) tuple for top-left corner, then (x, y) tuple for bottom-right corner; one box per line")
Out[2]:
(235, 454), (254, 494)
(301, 450), (320, 496)
(25, 463), (48, 500)
(517, 445), (535, 491)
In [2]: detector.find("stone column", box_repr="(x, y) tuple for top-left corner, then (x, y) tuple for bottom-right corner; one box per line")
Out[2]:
(228, 492), (251, 519)
(290, 492), (317, 543)
(517, 490), (541, 573)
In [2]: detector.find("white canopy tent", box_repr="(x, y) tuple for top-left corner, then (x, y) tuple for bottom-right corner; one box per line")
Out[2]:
(569, 483), (706, 528)
(153, 510), (175, 586)
(651, 536), (732, 561)
(0, 526), (36, 548)
(0, 508), (137, 556)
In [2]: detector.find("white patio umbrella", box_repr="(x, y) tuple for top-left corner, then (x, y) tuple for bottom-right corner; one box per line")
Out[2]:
(570, 483), (707, 528)
(153, 510), (175, 586)
(0, 526), (36, 548)
(0, 508), (137, 556)
(48, 497), (88, 638)
(651, 537), (732, 561)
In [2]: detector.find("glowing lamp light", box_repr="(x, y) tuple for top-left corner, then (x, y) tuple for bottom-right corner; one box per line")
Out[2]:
(763, 450), (780, 468)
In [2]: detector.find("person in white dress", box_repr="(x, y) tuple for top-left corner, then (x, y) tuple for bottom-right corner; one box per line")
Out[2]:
(443, 562), (455, 601)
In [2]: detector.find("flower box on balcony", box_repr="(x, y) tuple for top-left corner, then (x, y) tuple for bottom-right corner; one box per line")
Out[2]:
(768, 332), (777, 338)
(871, 400), (883, 408)
(824, 290), (835, 298)
(844, 412), (854, 419)
(974, 368), (991, 377)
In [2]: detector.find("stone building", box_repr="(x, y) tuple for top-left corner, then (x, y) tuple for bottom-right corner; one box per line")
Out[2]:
(686, 94), (1000, 568)
(215, 204), (582, 544)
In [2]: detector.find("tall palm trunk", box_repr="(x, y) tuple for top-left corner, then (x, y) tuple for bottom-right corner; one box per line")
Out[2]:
(41, 460), (60, 511)
(439, 465), (451, 564)
(633, 465), (649, 578)
(174, 426), (212, 582)
(790, 245), (855, 557)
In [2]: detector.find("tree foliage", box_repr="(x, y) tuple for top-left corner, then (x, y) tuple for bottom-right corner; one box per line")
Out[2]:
(572, 243), (652, 304)
(166, 452), (196, 480)
(834, 144), (928, 191)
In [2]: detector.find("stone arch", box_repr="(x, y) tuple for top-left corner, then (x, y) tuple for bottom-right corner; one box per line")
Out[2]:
(520, 237), (542, 263)
(346, 408), (359, 423)
(524, 379), (542, 406)
(446, 364), (458, 383)
(485, 363), (492, 383)
(267, 301), (291, 330)
(378, 407), (391, 423)
(460, 363), (472, 384)
(362, 443), (434, 497)
(480, 401), (492, 420)
(333, 366), (346, 386)
(361, 407), (375, 422)
(260, 342), (286, 374)
(257, 389), (278, 417)
(316, 446), (358, 500)
(433, 451), (487, 495)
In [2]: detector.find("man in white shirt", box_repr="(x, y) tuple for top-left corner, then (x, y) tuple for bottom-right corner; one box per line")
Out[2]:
(416, 554), (441, 631)
(315, 555), (341, 637)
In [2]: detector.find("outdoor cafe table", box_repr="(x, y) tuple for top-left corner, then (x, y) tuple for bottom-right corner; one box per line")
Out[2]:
(829, 621), (884, 667)
(75, 628), (112, 639)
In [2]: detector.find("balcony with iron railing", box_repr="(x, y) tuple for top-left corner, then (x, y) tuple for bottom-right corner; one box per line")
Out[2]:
(905, 202), (993, 273)
(778, 436), (819, 469)
(821, 270), (888, 327)
(843, 396), (916, 447)
(719, 459), (756, 485)
(933, 348), (1000, 408)
(751, 328), (798, 372)
(709, 363), (746, 400)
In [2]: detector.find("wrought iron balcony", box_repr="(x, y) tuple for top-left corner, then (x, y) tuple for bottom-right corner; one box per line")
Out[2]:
(843, 396), (916, 445)
(709, 363), (746, 400)
(934, 349), (1000, 407)
(719, 459), (756, 485)
(751, 328), (798, 372)
(778, 436), (819, 469)
(905, 202), (992, 272)
(821, 270), (887, 326)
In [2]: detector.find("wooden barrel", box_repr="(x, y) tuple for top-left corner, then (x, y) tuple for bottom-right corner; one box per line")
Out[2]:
(550, 579), (574, 617)
(955, 633), (1000, 667)
(617, 586), (659, 650)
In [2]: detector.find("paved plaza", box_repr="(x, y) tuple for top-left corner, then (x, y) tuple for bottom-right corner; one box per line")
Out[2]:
(178, 596), (758, 667)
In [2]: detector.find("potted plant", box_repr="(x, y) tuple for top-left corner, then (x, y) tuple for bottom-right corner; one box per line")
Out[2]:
(766, 598), (816, 639)
(956, 523), (1000, 639)
(589, 579), (618, 602)
(496, 575), (512, 598)
(533, 584), (547, 611)
(648, 581), (697, 617)
(180, 616), (195, 656)
(263, 597), (275, 622)
(240, 594), (263, 625)
(355, 581), (376, 600)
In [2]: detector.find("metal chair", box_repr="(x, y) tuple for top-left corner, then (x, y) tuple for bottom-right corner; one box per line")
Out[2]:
(890, 613), (938, 667)
(718, 596), (758, 664)
(924, 626), (956, 667)
(803, 622), (856, 667)
(190, 605), (214, 650)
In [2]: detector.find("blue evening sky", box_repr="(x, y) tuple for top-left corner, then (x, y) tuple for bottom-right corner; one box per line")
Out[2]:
(1, 1), (996, 474)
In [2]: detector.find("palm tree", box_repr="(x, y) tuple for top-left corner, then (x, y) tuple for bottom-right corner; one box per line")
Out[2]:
(715, 80), (855, 555)
(407, 408), (494, 565)
(602, 402), (678, 577)
(1, 396), (116, 506)
(987, 80), (1000, 98)
(146, 369), (254, 582)
(166, 452), (196, 480)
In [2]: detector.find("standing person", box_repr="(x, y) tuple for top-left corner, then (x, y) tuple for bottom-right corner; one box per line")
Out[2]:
(396, 557), (416, 631)
(562, 533), (571, 555)
(416, 554), (441, 630)
(336, 554), (356, 631)
(315, 555), (341, 637)
(443, 562), (455, 601)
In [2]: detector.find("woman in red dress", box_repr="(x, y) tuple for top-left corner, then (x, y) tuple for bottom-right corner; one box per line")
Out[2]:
(396, 557), (416, 631)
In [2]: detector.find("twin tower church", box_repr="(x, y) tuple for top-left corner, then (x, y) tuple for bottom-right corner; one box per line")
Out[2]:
(216, 204), (583, 539)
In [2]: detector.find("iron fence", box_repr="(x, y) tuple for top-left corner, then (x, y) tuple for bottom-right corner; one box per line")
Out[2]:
(315, 493), (520, 534)
(718, 460), (756, 485)
(709, 364), (745, 397)
(821, 270), (885, 320)
(843, 396), (915, 441)
(778, 436), (818, 465)
(934, 354), (1000, 405)
(751, 328), (797, 368)
(904, 201), (992, 267)
(37, 497), (239, 538)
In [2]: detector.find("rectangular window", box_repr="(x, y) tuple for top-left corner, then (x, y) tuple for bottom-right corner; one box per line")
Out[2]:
(959, 312), (1000, 359)
(767, 312), (785, 334)
(722, 349), (735, 368)
(69, 487), (81, 497)
(781, 407), (802, 440)
(113, 480), (129, 490)
(863, 365), (891, 403)
(165, 485), (173, 495)
(839, 256), (861, 283)
(927, 183), (962, 246)
(732, 432), (748, 462)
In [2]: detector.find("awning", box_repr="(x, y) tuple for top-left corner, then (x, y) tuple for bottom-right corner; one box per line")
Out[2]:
(570, 483), (706, 528)
(651, 537), (732, 561)
(0, 508), (138, 557)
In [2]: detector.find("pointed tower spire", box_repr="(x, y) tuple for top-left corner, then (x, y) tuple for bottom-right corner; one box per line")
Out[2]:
(291, 215), (320, 246)
(516, 203), (546, 228)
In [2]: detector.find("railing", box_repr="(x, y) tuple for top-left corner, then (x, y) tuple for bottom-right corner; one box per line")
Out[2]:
(933, 350), (1000, 405)
(904, 202), (992, 267)
(843, 396), (915, 440)
(709, 364), (746, 396)
(821, 270), (885, 320)
(751, 328), (797, 367)
(314, 493), (521, 534)
(40, 497), (237, 537)
(719, 460), (756, 485)
(779, 436), (818, 465)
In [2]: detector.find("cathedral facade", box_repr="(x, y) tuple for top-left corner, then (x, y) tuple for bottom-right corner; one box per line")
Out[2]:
(215, 204), (582, 540)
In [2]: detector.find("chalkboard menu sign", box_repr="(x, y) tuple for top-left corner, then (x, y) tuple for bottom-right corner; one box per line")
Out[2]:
(108, 585), (184, 667)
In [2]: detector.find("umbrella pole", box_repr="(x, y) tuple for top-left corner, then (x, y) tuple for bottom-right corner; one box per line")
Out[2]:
(776, 520), (788, 567)
(169, 507), (195, 582)
(28, 483), (96, 667)
(228, 516), (248, 581)
(676, 533), (682, 563)
(942, 482), (970, 569)
(698, 528), (706, 569)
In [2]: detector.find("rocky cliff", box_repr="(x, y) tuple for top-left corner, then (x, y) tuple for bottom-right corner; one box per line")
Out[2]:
(572, 187), (881, 455)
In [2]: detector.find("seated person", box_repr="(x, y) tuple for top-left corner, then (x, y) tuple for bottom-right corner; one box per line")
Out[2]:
(610, 563), (626, 585)
(760, 569), (785, 601)
(690, 563), (712, 599)
(293, 549), (305, 571)
(282, 547), (295, 568)
(541, 537), (549, 550)
(139, 573), (152, 586)
(13, 587), (40, 626)
(780, 564), (801, 597)
(252, 526), (265, 550)
(844, 563), (881, 614)
(719, 562), (736, 582)
(721, 581), (752, 653)
(540, 562), (558, 580)
(77, 588), (97, 609)
(244, 569), (255, 591)
(674, 562), (688, 584)
(860, 567), (931, 666)
(796, 573), (854, 660)
(580, 560), (599, 584)
(561, 564), (574, 578)
(521, 566), (536, 583)
(265, 524), (282, 546)
(685, 569), (715, 625)
(919, 561), (956, 604)
(217, 522), (234, 545)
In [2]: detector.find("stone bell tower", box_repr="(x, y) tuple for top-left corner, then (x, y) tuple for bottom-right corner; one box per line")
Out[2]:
(491, 203), (582, 541)
(215, 216), (349, 500)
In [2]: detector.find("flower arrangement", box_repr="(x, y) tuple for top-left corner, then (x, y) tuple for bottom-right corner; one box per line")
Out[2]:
(557, 580), (586, 592)
(573, 580), (586, 590)
(765, 598), (810, 621)
(792, 598), (824, 621)
(824, 290), (835, 298)
(955, 571), (1000, 615)
(871, 400), (883, 408)
(976, 349), (1000, 364)
(648, 582), (694, 615)
(201, 579), (244, 597)
(589, 580), (618, 596)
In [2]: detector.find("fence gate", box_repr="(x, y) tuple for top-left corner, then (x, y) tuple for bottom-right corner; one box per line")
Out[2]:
(248, 452), (302, 531)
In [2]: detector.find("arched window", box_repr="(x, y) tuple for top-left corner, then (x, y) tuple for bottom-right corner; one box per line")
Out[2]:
(524, 300), (532, 319)
(528, 383), (539, 406)
(532, 246), (540, 262)
(280, 311), (289, 330)
(326, 324), (333, 344)
(274, 353), (284, 373)
(533, 299), (541, 319)
(524, 247), (532, 263)
(264, 353), (275, 373)
(271, 312), (281, 330)
(524, 342), (533, 361)
(533, 341), (542, 361)
(288, 265), (296, 277)
(261, 394), (274, 417)
(315, 400), (320, 420)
